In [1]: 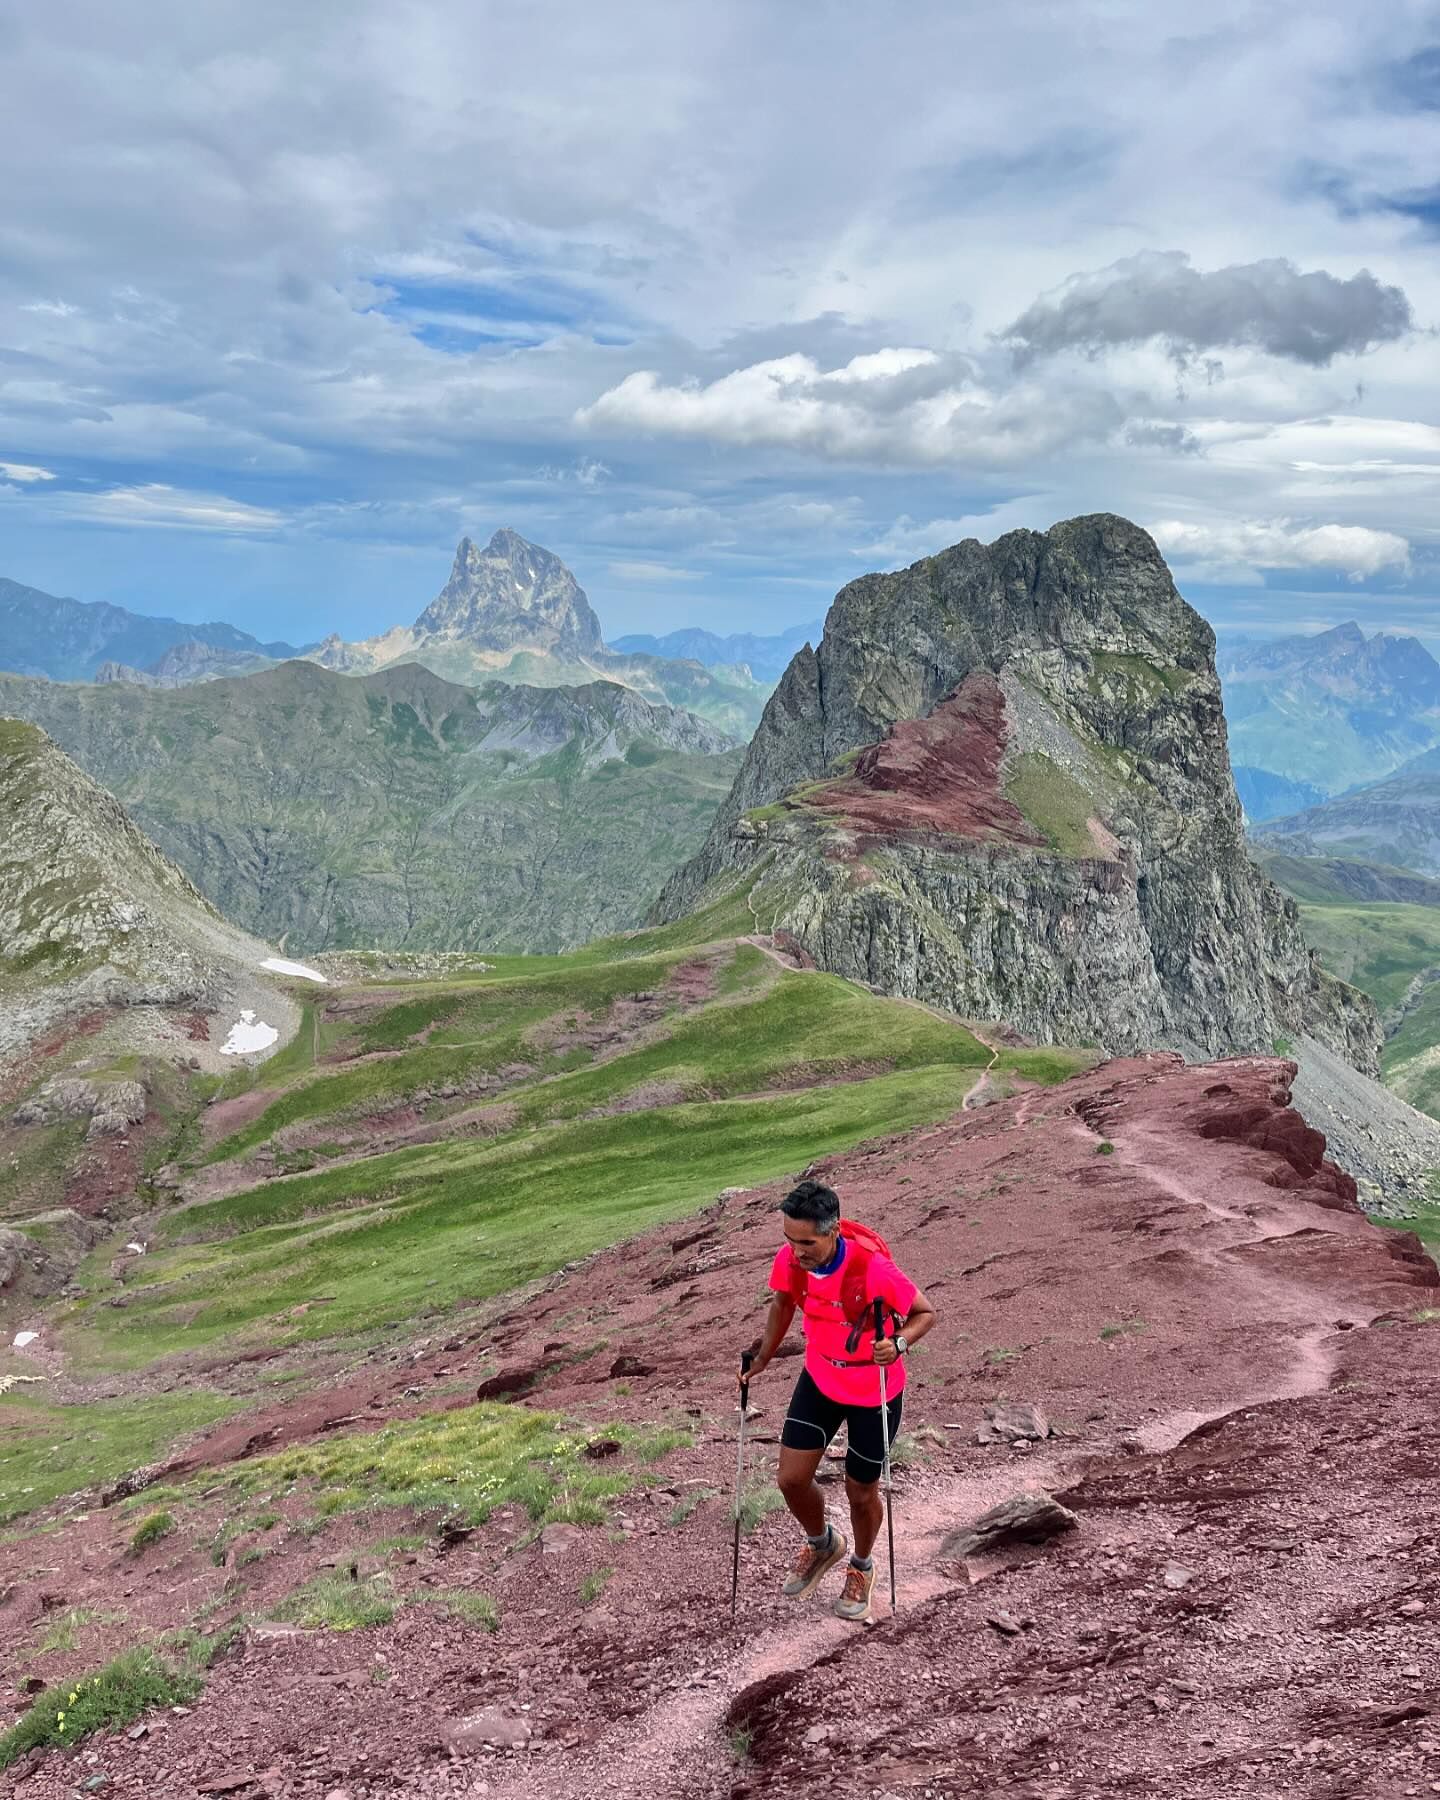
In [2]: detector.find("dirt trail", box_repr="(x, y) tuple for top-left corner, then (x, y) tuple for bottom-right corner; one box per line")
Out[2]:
(8, 1052), (1439, 1800)
(473, 1220), (1358, 1800)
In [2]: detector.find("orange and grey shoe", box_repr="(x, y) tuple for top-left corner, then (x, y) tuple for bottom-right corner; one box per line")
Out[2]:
(833, 1561), (876, 1621)
(781, 1526), (848, 1598)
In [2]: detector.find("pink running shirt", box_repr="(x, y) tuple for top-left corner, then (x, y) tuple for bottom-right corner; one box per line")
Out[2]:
(768, 1238), (918, 1405)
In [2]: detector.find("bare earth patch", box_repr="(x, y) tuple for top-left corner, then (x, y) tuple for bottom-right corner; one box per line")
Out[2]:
(6, 1054), (1439, 1799)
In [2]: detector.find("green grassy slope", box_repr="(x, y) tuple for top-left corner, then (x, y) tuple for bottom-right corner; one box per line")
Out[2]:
(1284, 896), (1440, 1117)
(3, 889), (1087, 1510)
(0, 662), (744, 955)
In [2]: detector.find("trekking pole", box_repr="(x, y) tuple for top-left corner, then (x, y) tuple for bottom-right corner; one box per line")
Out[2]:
(731, 1349), (754, 1623)
(873, 1298), (898, 1611)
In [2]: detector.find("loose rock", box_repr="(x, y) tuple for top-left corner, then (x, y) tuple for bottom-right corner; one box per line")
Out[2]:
(941, 1490), (1079, 1560)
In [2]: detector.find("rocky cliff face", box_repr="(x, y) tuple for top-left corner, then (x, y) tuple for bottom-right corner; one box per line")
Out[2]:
(0, 719), (296, 1067)
(655, 514), (1379, 1070)
(414, 529), (604, 657)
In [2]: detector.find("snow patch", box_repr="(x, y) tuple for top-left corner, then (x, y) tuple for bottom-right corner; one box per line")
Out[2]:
(220, 1010), (280, 1056)
(261, 956), (328, 984)
(12, 1331), (38, 1349)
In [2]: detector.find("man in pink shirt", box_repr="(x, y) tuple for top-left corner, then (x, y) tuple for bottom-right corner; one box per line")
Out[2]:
(743, 1178), (938, 1621)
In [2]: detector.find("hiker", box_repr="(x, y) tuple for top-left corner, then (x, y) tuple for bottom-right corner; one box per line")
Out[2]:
(740, 1178), (937, 1621)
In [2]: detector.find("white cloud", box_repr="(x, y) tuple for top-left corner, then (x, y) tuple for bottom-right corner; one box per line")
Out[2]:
(0, 461), (56, 482)
(608, 559), (701, 582)
(1149, 517), (1412, 581)
(62, 484), (285, 533)
(0, 2), (1439, 642)
(578, 351), (1121, 466)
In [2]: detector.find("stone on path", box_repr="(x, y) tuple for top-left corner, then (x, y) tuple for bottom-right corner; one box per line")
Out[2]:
(977, 1400), (1052, 1444)
(444, 1707), (533, 1750)
(941, 1489), (1078, 1560)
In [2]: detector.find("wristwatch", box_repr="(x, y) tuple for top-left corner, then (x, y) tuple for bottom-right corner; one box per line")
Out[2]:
(894, 1334), (909, 1357)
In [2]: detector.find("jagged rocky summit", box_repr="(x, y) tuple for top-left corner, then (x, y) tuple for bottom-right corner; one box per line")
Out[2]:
(655, 514), (1379, 1070)
(413, 529), (604, 658)
(305, 529), (769, 737)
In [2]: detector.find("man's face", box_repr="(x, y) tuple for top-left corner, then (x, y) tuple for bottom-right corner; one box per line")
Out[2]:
(784, 1215), (838, 1272)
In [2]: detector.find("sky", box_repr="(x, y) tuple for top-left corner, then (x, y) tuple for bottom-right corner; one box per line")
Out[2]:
(4, 1), (1440, 649)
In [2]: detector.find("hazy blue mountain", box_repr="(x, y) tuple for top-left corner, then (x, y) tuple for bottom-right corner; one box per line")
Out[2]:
(610, 620), (824, 682)
(1233, 765), (1326, 823)
(1252, 766), (1440, 877)
(1218, 621), (1440, 795)
(0, 576), (303, 683)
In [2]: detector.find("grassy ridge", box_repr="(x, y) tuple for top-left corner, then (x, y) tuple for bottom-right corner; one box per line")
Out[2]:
(6, 884), (1087, 1513)
(69, 1066), (997, 1371)
(1294, 901), (1440, 1014)
(1289, 896), (1440, 1120)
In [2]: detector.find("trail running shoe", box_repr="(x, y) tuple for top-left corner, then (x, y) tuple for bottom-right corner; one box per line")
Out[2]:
(781, 1526), (848, 1598)
(833, 1562), (876, 1621)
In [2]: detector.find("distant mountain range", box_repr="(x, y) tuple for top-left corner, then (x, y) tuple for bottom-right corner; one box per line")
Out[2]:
(1251, 753), (1440, 878)
(1219, 621), (1440, 796)
(0, 576), (305, 683)
(610, 620), (824, 682)
(307, 530), (771, 736)
(0, 660), (744, 955)
(1, 533), (782, 739)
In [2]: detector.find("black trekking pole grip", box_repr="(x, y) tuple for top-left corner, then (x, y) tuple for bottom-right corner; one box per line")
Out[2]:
(739, 1346), (754, 1409)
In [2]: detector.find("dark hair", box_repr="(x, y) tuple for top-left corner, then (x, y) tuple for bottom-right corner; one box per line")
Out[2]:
(781, 1179), (841, 1232)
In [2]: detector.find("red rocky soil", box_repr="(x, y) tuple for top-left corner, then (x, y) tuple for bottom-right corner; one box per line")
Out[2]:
(5, 1055), (1440, 1799)
(799, 673), (1048, 847)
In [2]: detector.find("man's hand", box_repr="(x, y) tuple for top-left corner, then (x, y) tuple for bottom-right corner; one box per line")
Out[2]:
(873, 1339), (900, 1367)
(737, 1359), (766, 1391)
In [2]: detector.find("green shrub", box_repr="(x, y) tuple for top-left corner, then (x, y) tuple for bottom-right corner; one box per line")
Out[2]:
(0, 1650), (200, 1768)
(129, 1510), (175, 1554)
(580, 1567), (613, 1605)
(270, 1573), (396, 1632)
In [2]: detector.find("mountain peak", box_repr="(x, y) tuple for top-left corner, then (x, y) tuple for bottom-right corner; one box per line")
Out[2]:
(414, 532), (604, 657)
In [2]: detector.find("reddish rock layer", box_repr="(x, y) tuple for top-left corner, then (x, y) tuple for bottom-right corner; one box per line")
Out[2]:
(798, 671), (1048, 845)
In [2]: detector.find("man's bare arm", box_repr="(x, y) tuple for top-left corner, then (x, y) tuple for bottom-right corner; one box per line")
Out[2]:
(874, 1283), (937, 1366)
(741, 1293), (797, 1383)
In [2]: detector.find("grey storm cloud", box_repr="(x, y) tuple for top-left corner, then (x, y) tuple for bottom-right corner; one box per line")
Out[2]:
(1002, 250), (1414, 367)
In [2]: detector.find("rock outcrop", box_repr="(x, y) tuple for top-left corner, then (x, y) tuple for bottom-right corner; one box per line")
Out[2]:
(0, 718), (297, 1067)
(414, 529), (604, 658)
(655, 514), (1379, 1070)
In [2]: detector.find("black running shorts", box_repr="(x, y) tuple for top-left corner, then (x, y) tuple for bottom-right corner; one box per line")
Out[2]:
(780, 1366), (903, 1483)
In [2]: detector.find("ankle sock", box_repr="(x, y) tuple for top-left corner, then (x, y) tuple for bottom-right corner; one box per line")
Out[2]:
(850, 1554), (873, 1572)
(807, 1524), (834, 1551)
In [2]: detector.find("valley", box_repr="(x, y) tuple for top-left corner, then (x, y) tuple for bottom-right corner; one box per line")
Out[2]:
(0, 663), (743, 956)
(5, 513), (1440, 1799)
